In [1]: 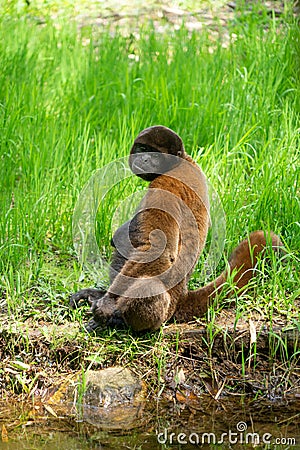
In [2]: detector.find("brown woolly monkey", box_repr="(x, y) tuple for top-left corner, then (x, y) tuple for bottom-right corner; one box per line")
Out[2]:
(70, 126), (283, 332)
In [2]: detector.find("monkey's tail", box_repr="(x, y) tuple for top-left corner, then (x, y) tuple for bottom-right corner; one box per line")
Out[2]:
(174, 230), (284, 322)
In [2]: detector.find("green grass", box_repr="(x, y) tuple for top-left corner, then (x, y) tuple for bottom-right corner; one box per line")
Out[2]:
(0, 6), (299, 333)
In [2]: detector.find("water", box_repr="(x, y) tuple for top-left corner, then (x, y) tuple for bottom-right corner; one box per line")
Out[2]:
(0, 396), (299, 449)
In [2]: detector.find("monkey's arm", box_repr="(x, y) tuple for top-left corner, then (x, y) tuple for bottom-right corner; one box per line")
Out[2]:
(111, 208), (180, 283)
(70, 218), (135, 309)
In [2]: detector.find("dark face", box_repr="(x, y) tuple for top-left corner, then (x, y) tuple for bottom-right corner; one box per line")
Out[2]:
(129, 126), (186, 181)
(130, 144), (182, 181)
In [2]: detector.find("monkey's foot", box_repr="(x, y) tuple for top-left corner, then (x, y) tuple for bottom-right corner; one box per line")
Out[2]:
(84, 318), (103, 333)
(106, 309), (126, 329)
(70, 288), (106, 309)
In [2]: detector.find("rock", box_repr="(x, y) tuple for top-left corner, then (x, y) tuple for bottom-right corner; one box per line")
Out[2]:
(45, 366), (146, 430)
(83, 367), (144, 406)
(81, 367), (146, 430)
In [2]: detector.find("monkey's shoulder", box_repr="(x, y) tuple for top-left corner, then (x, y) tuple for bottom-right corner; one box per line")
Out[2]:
(149, 160), (207, 204)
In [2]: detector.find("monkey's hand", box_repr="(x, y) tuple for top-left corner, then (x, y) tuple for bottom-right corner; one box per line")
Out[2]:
(84, 318), (103, 333)
(70, 288), (106, 309)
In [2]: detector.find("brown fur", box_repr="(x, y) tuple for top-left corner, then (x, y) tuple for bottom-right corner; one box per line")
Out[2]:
(174, 231), (283, 322)
(70, 126), (283, 333)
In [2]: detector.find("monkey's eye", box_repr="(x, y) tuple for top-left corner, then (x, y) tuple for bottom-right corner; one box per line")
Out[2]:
(134, 144), (157, 153)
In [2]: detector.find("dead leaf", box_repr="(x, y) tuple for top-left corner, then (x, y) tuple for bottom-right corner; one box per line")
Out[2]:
(176, 368), (185, 385)
(2, 424), (8, 442)
(175, 389), (199, 405)
(249, 319), (257, 345)
(44, 404), (58, 418)
(175, 391), (186, 403)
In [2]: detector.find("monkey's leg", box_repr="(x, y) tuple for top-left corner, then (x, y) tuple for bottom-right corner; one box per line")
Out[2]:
(117, 293), (171, 332)
(115, 278), (173, 332)
(70, 288), (106, 309)
(85, 278), (172, 333)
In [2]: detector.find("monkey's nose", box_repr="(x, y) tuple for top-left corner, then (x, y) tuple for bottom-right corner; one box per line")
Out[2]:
(142, 154), (150, 163)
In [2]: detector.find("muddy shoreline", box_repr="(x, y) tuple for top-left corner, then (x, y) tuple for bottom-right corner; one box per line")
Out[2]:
(1, 306), (299, 402)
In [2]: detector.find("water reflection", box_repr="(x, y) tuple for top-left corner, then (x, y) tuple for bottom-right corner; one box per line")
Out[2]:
(0, 396), (299, 449)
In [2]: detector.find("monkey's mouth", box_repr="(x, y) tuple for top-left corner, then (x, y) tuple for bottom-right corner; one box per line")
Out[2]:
(132, 161), (151, 174)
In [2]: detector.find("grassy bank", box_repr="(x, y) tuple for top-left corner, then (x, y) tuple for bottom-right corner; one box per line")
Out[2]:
(0, 3), (299, 398)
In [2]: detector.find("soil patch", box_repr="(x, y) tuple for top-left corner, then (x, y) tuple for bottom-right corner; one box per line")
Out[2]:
(1, 306), (299, 402)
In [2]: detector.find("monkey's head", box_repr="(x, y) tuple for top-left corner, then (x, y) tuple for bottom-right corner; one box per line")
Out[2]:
(129, 125), (186, 181)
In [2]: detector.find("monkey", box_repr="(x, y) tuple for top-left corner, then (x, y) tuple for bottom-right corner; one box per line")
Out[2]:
(70, 125), (283, 332)
(71, 125), (209, 330)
